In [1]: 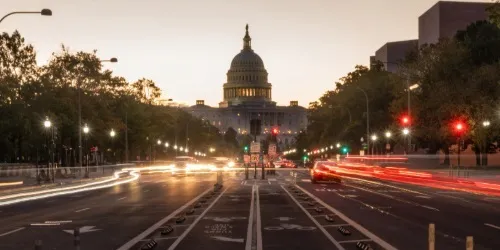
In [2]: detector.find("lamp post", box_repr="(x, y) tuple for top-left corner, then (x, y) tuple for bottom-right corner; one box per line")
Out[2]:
(43, 117), (55, 183)
(356, 87), (370, 155)
(110, 129), (116, 165)
(402, 128), (410, 155)
(482, 120), (490, 166)
(83, 124), (90, 177)
(371, 134), (378, 155)
(0, 9), (52, 23)
(385, 131), (392, 155)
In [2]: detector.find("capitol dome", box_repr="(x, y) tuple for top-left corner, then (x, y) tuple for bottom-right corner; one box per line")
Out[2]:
(222, 24), (273, 106)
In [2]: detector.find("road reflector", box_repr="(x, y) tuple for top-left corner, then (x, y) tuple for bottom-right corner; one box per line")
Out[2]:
(186, 208), (195, 215)
(175, 216), (186, 224)
(314, 207), (323, 213)
(325, 214), (335, 222)
(160, 225), (173, 235)
(140, 239), (157, 250)
(356, 241), (373, 250)
(338, 226), (351, 236)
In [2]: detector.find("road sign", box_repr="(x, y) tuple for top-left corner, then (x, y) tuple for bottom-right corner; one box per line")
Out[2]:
(250, 142), (260, 153)
(251, 154), (259, 163)
(268, 143), (277, 156)
(243, 155), (250, 163)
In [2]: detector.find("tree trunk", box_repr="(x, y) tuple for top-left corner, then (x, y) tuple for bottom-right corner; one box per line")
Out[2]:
(473, 143), (480, 166)
(481, 142), (488, 166)
(442, 144), (450, 165)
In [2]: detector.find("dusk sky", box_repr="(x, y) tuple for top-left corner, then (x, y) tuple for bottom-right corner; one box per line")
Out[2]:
(2, 0), (490, 107)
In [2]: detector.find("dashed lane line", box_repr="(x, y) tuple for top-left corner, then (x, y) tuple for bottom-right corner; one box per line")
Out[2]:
(167, 188), (228, 250)
(338, 239), (372, 244)
(117, 197), (126, 201)
(295, 184), (398, 250)
(75, 208), (90, 213)
(245, 185), (255, 250)
(281, 185), (345, 250)
(485, 223), (500, 230)
(256, 185), (263, 250)
(116, 187), (212, 250)
(0, 227), (25, 237)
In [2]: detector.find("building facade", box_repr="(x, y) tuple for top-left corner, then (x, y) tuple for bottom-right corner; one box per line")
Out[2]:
(373, 40), (418, 73)
(419, 1), (491, 46)
(185, 25), (308, 148)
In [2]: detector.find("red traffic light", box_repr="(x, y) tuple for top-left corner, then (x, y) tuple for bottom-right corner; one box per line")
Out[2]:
(271, 128), (279, 135)
(400, 115), (410, 125)
(453, 121), (467, 136)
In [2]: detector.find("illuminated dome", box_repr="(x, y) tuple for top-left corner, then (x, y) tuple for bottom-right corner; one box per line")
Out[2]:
(222, 24), (272, 106)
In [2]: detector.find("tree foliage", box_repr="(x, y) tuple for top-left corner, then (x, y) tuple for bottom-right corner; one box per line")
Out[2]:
(0, 31), (226, 164)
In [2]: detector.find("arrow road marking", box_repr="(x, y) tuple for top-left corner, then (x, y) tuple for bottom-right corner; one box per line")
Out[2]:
(63, 226), (101, 235)
(212, 236), (244, 243)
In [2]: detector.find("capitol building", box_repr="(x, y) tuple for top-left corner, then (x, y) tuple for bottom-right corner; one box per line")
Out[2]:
(185, 25), (307, 148)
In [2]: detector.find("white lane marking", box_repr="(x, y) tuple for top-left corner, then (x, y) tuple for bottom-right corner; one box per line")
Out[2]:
(45, 220), (72, 224)
(416, 195), (431, 199)
(245, 185), (255, 250)
(421, 205), (440, 211)
(338, 239), (372, 244)
(116, 188), (212, 250)
(75, 208), (90, 213)
(144, 190), (150, 193)
(0, 227), (25, 237)
(268, 178), (277, 181)
(256, 185), (263, 250)
(322, 224), (350, 228)
(281, 186), (345, 250)
(295, 185), (397, 250)
(117, 197), (126, 201)
(167, 188), (228, 250)
(31, 223), (60, 226)
(301, 179), (311, 182)
(212, 236), (244, 243)
(485, 223), (500, 230)
(268, 180), (271, 185)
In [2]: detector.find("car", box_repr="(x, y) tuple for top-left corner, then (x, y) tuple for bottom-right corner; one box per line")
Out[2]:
(310, 161), (342, 184)
(172, 156), (196, 176)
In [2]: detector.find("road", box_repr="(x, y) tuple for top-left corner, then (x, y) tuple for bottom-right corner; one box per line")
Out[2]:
(0, 169), (498, 249)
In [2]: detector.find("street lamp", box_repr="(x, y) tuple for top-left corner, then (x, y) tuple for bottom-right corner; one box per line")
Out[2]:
(157, 139), (161, 145)
(371, 134), (378, 155)
(109, 129), (116, 165)
(165, 142), (169, 147)
(42, 117), (54, 183)
(402, 128), (410, 135)
(336, 143), (341, 148)
(356, 87), (370, 155)
(483, 120), (491, 127)
(385, 131), (392, 138)
(371, 135), (378, 141)
(83, 124), (90, 177)
(44, 118), (51, 128)
(0, 9), (52, 23)
(101, 58), (118, 63)
(110, 129), (116, 137)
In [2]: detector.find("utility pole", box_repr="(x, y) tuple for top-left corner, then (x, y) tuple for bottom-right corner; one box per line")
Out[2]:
(78, 82), (82, 174)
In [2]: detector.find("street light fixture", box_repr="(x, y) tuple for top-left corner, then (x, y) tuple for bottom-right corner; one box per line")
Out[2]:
(385, 131), (392, 138)
(0, 9), (52, 23)
(483, 120), (491, 127)
(371, 135), (378, 141)
(336, 143), (341, 148)
(402, 128), (410, 135)
(110, 129), (116, 137)
(101, 58), (118, 63)
(44, 118), (51, 128)
(157, 139), (161, 145)
(165, 142), (169, 147)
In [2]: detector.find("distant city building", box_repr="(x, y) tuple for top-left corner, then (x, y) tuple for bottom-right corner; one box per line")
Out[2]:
(157, 98), (189, 108)
(419, 1), (491, 46)
(372, 40), (418, 73)
(370, 1), (491, 71)
(185, 25), (308, 148)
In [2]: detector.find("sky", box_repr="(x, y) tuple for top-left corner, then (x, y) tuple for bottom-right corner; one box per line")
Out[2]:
(1, 0), (491, 107)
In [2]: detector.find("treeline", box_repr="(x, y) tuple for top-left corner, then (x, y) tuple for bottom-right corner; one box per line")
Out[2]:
(296, 7), (500, 165)
(0, 31), (233, 165)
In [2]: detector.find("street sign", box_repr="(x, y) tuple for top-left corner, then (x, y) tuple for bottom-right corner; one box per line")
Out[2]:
(244, 155), (250, 163)
(386, 143), (391, 150)
(268, 143), (277, 156)
(251, 154), (259, 163)
(250, 142), (260, 153)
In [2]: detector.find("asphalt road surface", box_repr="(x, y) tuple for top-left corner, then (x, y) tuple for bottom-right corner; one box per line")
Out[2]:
(0, 169), (499, 250)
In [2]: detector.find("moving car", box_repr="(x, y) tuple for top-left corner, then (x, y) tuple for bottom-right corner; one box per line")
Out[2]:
(310, 161), (342, 184)
(172, 156), (196, 176)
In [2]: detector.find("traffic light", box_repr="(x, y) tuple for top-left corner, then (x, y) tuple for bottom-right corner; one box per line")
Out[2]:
(271, 127), (279, 136)
(400, 115), (410, 126)
(341, 147), (349, 154)
(244, 146), (249, 153)
(453, 121), (466, 136)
